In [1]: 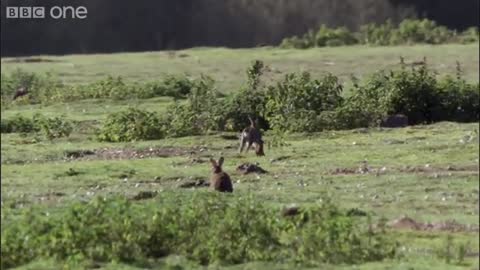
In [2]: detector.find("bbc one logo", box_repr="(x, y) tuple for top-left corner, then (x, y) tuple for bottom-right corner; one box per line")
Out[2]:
(6, 6), (88, 19)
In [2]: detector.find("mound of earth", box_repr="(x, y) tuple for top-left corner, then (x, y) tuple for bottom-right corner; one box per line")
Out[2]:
(131, 191), (158, 201)
(388, 216), (422, 230)
(178, 178), (210, 189)
(236, 163), (268, 174)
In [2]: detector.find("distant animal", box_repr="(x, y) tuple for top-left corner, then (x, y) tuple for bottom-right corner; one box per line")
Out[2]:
(209, 157), (233, 193)
(411, 56), (427, 66)
(239, 116), (265, 156)
(13, 87), (28, 100)
(380, 114), (409, 128)
(282, 205), (300, 217)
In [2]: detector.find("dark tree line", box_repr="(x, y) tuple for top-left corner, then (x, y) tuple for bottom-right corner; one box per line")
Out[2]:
(1, 0), (478, 57)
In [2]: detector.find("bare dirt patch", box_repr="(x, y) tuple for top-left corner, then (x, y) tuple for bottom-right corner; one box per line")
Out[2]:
(388, 216), (479, 233)
(65, 146), (205, 161)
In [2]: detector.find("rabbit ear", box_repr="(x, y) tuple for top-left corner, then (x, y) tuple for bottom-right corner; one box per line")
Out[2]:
(248, 115), (254, 126)
(210, 158), (217, 167)
(218, 157), (224, 167)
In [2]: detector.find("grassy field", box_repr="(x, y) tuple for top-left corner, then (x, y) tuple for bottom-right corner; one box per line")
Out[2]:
(1, 44), (479, 90)
(1, 44), (479, 269)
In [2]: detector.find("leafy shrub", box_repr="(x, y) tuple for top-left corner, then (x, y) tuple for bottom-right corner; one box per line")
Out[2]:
(34, 114), (74, 140)
(97, 108), (164, 142)
(1, 69), (62, 105)
(264, 71), (344, 132)
(359, 20), (397, 46)
(281, 18), (476, 49)
(163, 75), (223, 137)
(150, 74), (196, 99)
(393, 18), (454, 45)
(314, 25), (358, 47)
(459, 27), (480, 43)
(0, 193), (397, 269)
(221, 60), (269, 131)
(435, 75), (480, 122)
(1, 113), (73, 140)
(1, 70), (203, 105)
(280, 26), (358, 49)
(0, 114), (39, 134)
(337, 63), (479, 129)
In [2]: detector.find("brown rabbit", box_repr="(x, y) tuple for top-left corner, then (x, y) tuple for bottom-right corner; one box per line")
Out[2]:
(13, 87), (28, 100)
(209, 157), (233, 193)
(239, 116), (265, 156)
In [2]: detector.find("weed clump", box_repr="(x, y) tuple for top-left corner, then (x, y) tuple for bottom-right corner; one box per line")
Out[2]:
(97, 107), (164, 142)
(0, 193), (397, 269)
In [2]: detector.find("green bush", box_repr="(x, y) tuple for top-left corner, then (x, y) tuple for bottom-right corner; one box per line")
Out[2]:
(34, 114), (74, 140)
(97, 108), (164, 142)
(459, 27), (480, 44)
(163, 75), (223, 137)
(264, 71), (344, 132)
(280, 25), (358, 49)
(281, 18), (476, 49)
(1, 114), (73, 139)
(359, 20), (397, 46)
(0, 114), (39, 134)
(1, 69), (62, 105)
(221, 60), (269, 131)
(1, 71), (203, 105)
(315, 25), (358, 47)
(0, 193), (397, 269)
(435, 75), (480, 122)
(337, 63), (480, 129)
(394, 18), (454, 45)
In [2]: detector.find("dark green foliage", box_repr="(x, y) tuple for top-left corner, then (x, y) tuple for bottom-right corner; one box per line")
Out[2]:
(281, 25), (358, 48)
(0, 114), (39, 134)
(264, 72), (344, 132)
(143, 74), (199, 100)
(1, 113), (72, 140)
(459, 27), (480, 43)
(337, 63), (480, 128)
(0, 72), (201, 106)
(435, 76), (480, 122)
(281, 19), (479, 49)
(34, 114), (74, 140)
(163, 75), (222, 137)
(0, 69), (62, 105)
(0, 193), (397, 269)
(221, 60), (269, 131)
(97, 108), (164, 142)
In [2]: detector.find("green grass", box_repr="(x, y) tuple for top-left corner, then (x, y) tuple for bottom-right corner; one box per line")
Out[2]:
(1, 44), (479, 269)
(1, 44), (479, 91)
